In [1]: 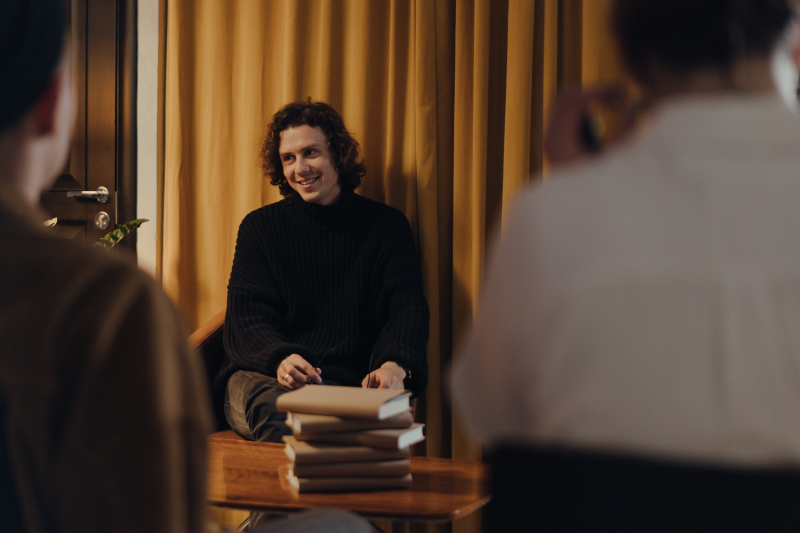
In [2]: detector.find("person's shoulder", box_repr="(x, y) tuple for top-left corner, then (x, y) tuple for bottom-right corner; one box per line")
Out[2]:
(236, 198), (291, 235)
(58, 237), (168, 304)
(353, 194), (409, 227)
(516, 139), (648, 218)
(243, 198), (288, 222)
(10, 226), (145, 282)
(2, 228), (175, 336)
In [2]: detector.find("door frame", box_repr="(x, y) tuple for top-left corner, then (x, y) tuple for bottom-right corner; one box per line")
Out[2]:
(117, 0), (138, 252)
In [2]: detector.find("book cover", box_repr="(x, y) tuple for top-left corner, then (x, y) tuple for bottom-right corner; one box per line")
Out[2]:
(286, 411), (414, 435)
(292, 458), (411, 478)
(284, 435), (412, 464)
(295, 423), (425, 449)
(275, 385), (411, 420)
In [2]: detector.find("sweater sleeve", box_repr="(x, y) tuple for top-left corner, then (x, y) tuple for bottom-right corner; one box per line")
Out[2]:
(371, 213), (430, 398)
(224, 212), (315, 377)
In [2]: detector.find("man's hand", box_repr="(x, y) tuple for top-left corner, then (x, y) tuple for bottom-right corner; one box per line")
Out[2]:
(543, 87), (629, 166)
(362, 361), (406, 390)
(277, 354), (322, 390)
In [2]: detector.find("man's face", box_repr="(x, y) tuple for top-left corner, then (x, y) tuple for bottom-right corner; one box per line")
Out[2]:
(279, 125), (341, 205)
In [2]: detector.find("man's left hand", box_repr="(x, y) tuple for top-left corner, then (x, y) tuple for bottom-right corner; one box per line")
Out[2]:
(362, 361), (406, 389)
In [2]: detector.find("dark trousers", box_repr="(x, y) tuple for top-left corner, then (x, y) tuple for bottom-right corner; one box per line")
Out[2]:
(224, 370), (341, 443)
(250, 508), (374, 533)
(225, 372), (360, 529)
(224, 370), (293, 443)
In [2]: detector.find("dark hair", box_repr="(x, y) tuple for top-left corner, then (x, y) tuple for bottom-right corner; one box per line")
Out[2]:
(613, 0), (793, 84)
(260, 100), (366, 198)
(0, 0), (66, 132)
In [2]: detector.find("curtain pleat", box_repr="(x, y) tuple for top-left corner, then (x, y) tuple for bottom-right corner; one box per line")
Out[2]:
(163, 3), (624, 531)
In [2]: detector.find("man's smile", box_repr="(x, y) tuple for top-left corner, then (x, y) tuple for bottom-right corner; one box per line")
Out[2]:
(297, 176), (319, 186)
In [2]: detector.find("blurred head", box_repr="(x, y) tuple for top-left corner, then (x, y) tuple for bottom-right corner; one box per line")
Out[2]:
(0, 0), (73, 204)
(261, 100), (366, 201)
(613, 0), (799, 98)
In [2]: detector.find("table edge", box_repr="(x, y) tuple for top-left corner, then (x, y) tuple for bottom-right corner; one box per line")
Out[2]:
(209, 494), (492, 522)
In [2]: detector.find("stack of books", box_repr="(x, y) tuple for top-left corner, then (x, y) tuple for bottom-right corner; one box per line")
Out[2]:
(275, 386), (425, 492)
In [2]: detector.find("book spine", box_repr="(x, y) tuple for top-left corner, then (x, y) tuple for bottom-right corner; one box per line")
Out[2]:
(278, 400), (376, 419)
(293, 422), (365, 434)
(291, 447), (411, 464)
(288, 412), (415, 436)
(292, 460), (410, 478)
(299, 433), (396, 448)
(292, 474), (413, 492)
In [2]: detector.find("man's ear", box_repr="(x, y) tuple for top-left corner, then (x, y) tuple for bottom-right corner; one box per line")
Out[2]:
(32, 75), (62, 136)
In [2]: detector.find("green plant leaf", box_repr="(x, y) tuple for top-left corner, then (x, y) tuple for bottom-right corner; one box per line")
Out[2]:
(95, 218), (149, 251)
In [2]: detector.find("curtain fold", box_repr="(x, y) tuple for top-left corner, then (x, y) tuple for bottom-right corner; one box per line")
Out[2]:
(163, 2), (624, 531)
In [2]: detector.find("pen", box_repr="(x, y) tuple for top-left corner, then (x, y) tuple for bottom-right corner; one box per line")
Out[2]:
(365, 351), (376, 389)
(307, 339), (347, 384)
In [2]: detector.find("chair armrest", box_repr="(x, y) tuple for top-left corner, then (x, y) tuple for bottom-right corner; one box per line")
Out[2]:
(189, 308), (226, 351)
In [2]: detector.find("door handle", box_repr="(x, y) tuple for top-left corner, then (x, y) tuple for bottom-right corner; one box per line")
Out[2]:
(67, 186), (109, 203)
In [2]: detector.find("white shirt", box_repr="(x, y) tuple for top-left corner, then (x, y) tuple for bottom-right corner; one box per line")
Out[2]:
(452, 95), (800, 467)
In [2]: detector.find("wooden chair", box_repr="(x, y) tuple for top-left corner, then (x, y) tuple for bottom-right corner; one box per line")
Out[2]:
(189, 308), (228, 431)
(484, 443), (800, 533)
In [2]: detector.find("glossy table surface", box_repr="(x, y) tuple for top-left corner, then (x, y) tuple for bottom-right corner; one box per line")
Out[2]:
(208, 431), (491, 522)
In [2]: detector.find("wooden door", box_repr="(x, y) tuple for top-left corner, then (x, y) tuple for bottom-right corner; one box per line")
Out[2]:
(40, 0), (136, 248)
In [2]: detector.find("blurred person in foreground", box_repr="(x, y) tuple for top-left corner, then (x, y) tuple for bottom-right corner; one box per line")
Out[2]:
(452, 0), (800, 467)
(0, 2), (374, 532)
(0, 1), (211, 531)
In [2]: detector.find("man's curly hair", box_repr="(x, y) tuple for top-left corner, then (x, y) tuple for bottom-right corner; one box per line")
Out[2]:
(261, 100), (366, 199)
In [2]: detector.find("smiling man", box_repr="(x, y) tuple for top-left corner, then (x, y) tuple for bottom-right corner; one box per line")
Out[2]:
(213, 100), (430, 442)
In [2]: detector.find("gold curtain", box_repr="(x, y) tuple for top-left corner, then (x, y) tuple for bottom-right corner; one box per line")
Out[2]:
(163, 1), (624, 531)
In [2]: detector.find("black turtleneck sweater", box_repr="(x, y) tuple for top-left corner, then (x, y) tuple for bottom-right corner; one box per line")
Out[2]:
(213, 190), (430, 406)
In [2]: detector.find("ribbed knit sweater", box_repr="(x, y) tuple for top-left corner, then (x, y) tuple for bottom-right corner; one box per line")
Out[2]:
(213, 190), (430, 406)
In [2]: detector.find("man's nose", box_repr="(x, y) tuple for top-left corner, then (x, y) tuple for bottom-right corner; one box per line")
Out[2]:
(297, 156), (311, 173)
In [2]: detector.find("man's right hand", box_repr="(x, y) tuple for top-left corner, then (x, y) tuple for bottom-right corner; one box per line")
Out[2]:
(277, 354), (322, 389)
(543, 87), (630, 166)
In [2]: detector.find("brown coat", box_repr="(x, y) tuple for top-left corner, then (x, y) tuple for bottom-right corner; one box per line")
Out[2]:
(0, 183), (211, 533)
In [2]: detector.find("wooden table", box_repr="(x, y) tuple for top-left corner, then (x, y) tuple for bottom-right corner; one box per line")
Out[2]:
(208, 431), (490, 526)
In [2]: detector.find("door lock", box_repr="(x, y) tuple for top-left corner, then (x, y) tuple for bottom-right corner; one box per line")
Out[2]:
(67, 186), (109, 203)
(94, 211), (110, 230)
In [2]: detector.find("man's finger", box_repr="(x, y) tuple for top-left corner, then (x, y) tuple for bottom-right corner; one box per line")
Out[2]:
(287, 356), (321, 384)
(288, 367), (309, 386)
(278, 366), (293, 387)
(297, 362), (322, 383)
(288, 376), (305, 390)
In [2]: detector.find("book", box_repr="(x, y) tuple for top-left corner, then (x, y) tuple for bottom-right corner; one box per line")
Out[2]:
(275, 385), (411, 420)
(287, 471), (413, 493)
(292, 458), (411, 478)
(286, 411), (414, 435)
(284, 435), (412, 464)
(295, 423), (425, 449)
